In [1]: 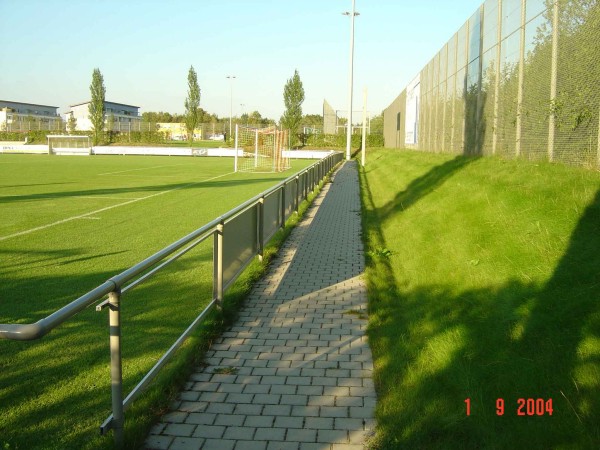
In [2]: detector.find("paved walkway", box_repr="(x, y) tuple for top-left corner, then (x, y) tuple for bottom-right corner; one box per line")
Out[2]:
(145, 161), (376, 450)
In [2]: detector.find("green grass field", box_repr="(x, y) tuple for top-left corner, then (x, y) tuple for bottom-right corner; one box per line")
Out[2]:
(0, 154), (313, 449)
(360, 149), (600, 449)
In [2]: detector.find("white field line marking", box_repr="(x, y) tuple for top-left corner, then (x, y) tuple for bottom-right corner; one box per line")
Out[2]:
(103, 174), (184, 178)
(98, 164), (187, 176)
(76, 196), (143, 200)
(0, 172), (235, 242)
(77, 216), (101, 220)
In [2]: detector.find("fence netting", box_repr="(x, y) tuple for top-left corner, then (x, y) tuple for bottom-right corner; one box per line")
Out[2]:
(384, 0), (600, 169)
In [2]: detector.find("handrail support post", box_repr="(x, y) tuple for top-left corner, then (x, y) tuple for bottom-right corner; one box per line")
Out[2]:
(108, 289), (124, 448)
(257, 198), (264, 262)
(214, 221), (225, 310)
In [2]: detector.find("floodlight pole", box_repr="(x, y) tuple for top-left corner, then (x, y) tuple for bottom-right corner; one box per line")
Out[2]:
(343, 1), (359, 161)
(226, 75), (236, 141)
(361, 86), (367, 166)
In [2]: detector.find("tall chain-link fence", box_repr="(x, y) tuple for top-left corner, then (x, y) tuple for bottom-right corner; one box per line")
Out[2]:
(383, 0), (600, 169)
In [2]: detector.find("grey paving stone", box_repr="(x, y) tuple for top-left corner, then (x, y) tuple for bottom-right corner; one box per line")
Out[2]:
(185, 412), (216, 425)
(291, 405), (320, 417)
(305, 417), (334, 429)
(233, 441), (268, 450)
(299, 444), (331, 450)
(201, 439), (236, 450)
(320, 407), (349, 418)
(244, 415), (275, 427)
(317, 429), (349, 444)
(253, 393), (282, 404)
(170, 436), (205, 450)
(163, 411), (188, 424)
(286, 428), (318, 442)
(308, 396), (336, 407)
(280, 394), (308, 405)
(214, 414), (245, 426)
(163, 423), (195, 437)
(266, 442), (300, 450)
(206, 403), (235, 414)
(297, 385), (324, 396)
(145, 435), (173, 450)
(270, 384), (297, 395)
(223, 426), (256, 440)
(334, 418), (364, 430)
(274, 415), (304, 428)
(192, 424), (225, 439)
(254, 427), (286, 441)
(232, 403), (263, 415)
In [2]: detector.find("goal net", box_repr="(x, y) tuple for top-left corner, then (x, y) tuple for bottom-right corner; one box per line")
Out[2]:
(234, 125), (290, 173)
(48, 135), (92, 155)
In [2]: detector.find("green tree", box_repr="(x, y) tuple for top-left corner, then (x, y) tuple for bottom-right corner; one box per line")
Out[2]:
(280, 69), (305, 145)
(67, 114), (77, 134)
(184, 65), (201, 145)
(89, 68), (106, 145)
(302, 114), (323, 128)
(370, 114), (384, 135)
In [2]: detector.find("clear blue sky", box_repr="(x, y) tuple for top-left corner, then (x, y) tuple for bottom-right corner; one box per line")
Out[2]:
(0, 0), (482, 121)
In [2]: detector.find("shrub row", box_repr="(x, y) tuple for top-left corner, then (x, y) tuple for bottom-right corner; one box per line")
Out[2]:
(304, 133), (384, 148)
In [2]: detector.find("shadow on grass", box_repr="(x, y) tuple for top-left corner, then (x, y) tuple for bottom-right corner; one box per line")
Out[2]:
(0, 246), (215, 450)
(372, 154), (479, 223)
(361, 156), (600, 448)
(0, 177), (286, 204)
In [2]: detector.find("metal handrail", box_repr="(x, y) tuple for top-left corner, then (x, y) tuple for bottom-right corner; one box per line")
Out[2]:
(0, 151), (343, 445)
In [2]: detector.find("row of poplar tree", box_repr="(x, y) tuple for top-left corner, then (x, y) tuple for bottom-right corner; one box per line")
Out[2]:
(87, 67), (306, 147)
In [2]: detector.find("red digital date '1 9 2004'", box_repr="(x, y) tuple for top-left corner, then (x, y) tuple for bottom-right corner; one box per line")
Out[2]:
(464, 398), (553, 416)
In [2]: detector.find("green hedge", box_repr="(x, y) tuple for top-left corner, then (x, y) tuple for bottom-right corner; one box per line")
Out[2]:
(0, 130), (91, 144)
(106, 131), (166, 145)
(305, 133), (384, 149)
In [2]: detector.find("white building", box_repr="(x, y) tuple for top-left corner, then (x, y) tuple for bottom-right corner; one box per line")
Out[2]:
(0, 100), (62, 132)
(67, 101), (141, 131)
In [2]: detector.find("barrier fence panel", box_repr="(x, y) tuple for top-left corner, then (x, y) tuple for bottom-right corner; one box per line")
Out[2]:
(262, 190), (282, 243)
(284, 180), (296, 221)
(222, 205), (259, 290)
(0, 151), (343, 446)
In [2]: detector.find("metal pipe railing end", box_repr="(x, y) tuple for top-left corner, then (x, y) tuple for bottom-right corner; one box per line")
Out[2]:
(0, 322), (46, 341)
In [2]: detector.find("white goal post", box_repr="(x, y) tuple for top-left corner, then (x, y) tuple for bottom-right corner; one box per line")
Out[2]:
(234, 124), (290, 173)
(47, 135), (92, 155)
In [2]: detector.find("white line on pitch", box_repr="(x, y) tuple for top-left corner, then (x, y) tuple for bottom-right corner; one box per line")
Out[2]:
(77, 216), (101, 220)
(98, 164), (187, 176)
(0, 172), (235, 242)
(76, 196), (143, 200)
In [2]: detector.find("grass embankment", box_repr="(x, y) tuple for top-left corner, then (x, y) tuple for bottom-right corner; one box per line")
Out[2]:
(0, 155), (318, 449)
(359, 148), (600, 449)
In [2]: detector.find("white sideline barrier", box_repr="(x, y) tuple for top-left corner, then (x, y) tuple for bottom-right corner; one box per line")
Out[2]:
(0, 144), (48, 154)
(92, 146), (336, 159)
(0, 144), (337, 159)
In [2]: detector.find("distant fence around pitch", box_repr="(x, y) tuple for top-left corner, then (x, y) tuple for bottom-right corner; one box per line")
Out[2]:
(0, 151), (343, 446)
(383, 0), (600, 169)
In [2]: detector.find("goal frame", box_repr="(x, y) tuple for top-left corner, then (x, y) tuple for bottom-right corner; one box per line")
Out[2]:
(233, 124), (290, 173)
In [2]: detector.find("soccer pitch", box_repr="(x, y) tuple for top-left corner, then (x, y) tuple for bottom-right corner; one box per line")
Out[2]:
(0, 154), (314, 449)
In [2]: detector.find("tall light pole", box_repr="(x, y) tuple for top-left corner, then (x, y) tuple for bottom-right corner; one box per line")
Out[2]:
(343, 1), (359, 161)
(226, 75), (236, 140)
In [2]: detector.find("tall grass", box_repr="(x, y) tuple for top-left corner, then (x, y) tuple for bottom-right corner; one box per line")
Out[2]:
(359, 149), (600, 449)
